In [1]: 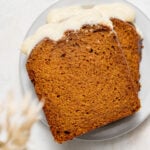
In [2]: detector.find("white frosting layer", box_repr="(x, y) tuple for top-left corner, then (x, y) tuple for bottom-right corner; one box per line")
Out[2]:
(21, 3), (136, 55)
(47, 3), (135, 23)
(134, 23), (143, 39)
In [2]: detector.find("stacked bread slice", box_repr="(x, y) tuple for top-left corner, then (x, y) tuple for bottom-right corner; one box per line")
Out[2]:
(111, 18), (142, 92)
(22, 3), (143, 143)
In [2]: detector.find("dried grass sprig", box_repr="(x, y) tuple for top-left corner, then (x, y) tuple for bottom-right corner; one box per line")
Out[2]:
(0, 93), (43, 150)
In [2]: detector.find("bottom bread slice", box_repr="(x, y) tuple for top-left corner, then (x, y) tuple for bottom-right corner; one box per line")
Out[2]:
(26, 24), (140, 143)
(111, 18), (142, 92)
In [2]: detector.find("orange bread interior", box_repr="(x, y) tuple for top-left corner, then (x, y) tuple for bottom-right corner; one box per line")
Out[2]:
(26, 24), (140, 143)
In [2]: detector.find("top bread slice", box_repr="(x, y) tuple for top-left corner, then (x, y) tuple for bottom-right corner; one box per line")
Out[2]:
(26, 24), (140, 143)
(111, 18), (142, 92)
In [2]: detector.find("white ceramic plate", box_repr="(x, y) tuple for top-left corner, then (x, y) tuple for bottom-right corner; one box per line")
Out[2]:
(19, 0), (150, 141)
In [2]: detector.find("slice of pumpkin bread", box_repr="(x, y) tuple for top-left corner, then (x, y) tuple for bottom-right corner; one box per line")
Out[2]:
(26, 24), (140, 143)
(111, 18), (142, 92)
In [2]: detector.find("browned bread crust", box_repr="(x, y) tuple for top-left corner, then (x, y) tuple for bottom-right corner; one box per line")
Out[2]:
(111, 18), (142, 92)
(26, 24), (140, 143)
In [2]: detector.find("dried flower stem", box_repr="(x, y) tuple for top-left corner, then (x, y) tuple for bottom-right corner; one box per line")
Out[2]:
(0, 92), (43, 150)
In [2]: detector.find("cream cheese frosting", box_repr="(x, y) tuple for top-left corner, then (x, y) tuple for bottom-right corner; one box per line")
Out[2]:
(47, 3), (135, 23)
(21, 3), (136, 55)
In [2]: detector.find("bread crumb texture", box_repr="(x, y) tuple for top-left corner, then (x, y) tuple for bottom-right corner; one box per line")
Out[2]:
(112, 18), (142, 92)
(26, 24), (140, 143)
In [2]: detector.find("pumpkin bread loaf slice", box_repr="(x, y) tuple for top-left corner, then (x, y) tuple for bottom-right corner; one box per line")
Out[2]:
(111, 18), (142, 92)
(26, 24), (140, 143)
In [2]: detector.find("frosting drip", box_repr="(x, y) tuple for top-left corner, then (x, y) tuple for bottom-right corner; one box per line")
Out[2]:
(21, 3), (136, 55)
